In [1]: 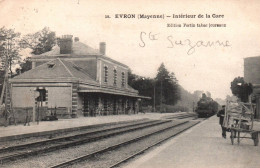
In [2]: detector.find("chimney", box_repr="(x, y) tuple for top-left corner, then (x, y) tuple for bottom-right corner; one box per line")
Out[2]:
(59, 35), (73, 54)
(99, 42), (106, 55)
(74, 37), (79, 42)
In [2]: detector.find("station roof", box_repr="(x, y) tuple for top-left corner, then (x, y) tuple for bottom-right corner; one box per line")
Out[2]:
(11, 38), (145, 98)
(11, 58), (143, 97)
(31, 41), (129, 69)
(12, 58), (99, 85)
(39, 41), (99, 56)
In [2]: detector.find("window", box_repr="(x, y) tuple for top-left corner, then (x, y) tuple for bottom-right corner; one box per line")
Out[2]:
(47, 63), (55, 68)
(104, 66), (108, 83)
(36, 89), (46, 102)
(121, 72), (125, 87)
(113, 69), (117, 85)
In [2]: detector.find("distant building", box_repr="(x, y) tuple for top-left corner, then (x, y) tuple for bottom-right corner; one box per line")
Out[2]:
(244, 56), (260, 119)
(10, 35), (149, 122)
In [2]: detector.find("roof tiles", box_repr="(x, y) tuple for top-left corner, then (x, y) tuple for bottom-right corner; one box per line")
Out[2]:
(13, 58), (98, 85)
(39, 41), (99, 56)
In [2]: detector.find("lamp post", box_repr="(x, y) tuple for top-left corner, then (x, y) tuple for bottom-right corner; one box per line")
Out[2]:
(152, 79), (162, 113)
(193, 101), (195, 112)
(153, 83), (156, 112)
(160, 79), (163, 113)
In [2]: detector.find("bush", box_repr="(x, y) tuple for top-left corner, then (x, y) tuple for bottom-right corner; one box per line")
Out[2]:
(140, 106), (153, 112)
(155, 104), (190, 113)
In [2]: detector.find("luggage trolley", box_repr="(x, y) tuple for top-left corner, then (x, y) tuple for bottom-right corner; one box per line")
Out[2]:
(223, 101), (259, 146)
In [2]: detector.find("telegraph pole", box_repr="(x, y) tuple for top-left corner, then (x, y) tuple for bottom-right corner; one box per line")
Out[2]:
(0, 35), (16, 126)
(159, 76), (172, 113)
(0, 36), (9, 105)
(153, 83), (156, 112)
(160, 79), (162, 113)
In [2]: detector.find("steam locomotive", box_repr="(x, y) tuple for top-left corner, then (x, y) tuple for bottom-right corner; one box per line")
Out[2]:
(195, 94), (219, 118)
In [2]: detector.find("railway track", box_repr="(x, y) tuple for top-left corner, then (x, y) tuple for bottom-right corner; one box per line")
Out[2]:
(0, 113), (199, 167)
(51, 120), (200, 168)
(164, 113), (198, 120)
(108, 121), (200, 168)
(0, 119), (148, 147)
(0, 119), (150, 153)
(0, 119), (171, 164)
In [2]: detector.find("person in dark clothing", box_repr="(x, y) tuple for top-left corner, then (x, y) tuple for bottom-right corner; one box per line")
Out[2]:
(217, 105), (226, 138)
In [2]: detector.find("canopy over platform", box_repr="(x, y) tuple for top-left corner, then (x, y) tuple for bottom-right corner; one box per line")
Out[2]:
(78, 87), (151, 99)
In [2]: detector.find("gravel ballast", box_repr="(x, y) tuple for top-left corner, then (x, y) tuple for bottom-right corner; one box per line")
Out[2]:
(1, 120), (186, 168)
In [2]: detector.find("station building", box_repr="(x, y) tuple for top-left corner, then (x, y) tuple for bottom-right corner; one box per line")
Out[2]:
(244, 56), (260, 119)
(10, 35), (148, 121)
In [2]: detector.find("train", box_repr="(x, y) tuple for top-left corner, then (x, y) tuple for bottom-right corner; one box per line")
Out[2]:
(195, 94), (219, 118)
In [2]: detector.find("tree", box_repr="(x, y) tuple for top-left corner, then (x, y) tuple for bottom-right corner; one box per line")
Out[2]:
(176, 85), (197, 111)
(128, 69), (139, 87)
(16, 58), (32, 74)
(0, 27), (22, 105)
(215, 98), (225, 106)
(17, 27), (57, 73)
(206, 91), (211, 98)
(225, 95), (238, 102)
(0, 70), (4, 96)
(155, 63), (180, 106)
(132, 77), (154, 100)
(128, 69), (154, 106)
(21, 27), (56, 55)
(0, 27), (21, 77)
(230, 77), (253, 102)
(193, 90), (204, 102)
(128, 63), (180, 108)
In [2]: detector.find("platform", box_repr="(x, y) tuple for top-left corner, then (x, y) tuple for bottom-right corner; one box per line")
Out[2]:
(125, 116), (260, 168)
(0, 112), (186, 142)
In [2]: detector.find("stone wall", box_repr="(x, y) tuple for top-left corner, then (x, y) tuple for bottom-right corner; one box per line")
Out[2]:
(100, 59), (128, 88)
(47, 86), (72, 108)
(11, 85), (73, 120)
(12, 87), (35, 107)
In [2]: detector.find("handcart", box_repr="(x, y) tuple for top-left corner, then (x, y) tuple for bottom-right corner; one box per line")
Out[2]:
(223, 101), (259, 146)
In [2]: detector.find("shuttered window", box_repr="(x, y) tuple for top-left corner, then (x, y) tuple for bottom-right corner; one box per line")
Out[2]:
(113, 69), (117, 85)
(104, 66), (108, 83)
(121, 72), (125, 87)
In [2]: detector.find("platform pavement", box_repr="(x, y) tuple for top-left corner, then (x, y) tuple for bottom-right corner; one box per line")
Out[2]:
(0, 112), (188, 142)
(125, 116), (260, 168)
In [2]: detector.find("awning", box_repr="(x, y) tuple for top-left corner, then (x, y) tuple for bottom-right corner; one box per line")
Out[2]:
(78, 88), (151, 99)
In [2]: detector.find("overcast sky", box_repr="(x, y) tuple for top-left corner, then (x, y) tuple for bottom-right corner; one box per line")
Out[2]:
(1, 0), (260, 99)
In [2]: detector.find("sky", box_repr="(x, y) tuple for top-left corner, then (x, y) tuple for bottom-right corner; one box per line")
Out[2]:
(0, 0), (260, 99)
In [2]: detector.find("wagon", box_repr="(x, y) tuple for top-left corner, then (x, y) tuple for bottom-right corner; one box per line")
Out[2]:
(223, 101), (259, 146)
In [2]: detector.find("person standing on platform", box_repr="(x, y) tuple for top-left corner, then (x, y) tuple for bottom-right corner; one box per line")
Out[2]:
(217, 105), (226, 138)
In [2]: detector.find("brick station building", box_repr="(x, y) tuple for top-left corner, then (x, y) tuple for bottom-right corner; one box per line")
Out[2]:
(244, 56), (260, 119)
(10, 35), (148, 121)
